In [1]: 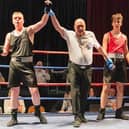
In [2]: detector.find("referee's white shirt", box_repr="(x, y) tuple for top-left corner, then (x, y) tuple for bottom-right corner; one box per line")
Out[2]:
(62, 29), (101, 65)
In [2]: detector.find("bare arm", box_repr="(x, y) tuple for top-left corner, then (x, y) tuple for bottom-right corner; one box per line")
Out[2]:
(97, 33), (109, 61)
(50, 12), (65, 38)
(124, 36), (129, 63)
(97, 46), (109, 61)
(101, 33), (109, 60)
(102, 33), (109, 53)
(27, 13), (49, 34)
(98, 33), (115, 70)
(1, 33), (11, 56)
(26, 0), (52, 43)
(27, 0), (53, 33)
(124, 36), (128, 56)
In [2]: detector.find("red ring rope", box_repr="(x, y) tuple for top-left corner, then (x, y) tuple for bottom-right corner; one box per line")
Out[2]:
(0, 82), (129, 87)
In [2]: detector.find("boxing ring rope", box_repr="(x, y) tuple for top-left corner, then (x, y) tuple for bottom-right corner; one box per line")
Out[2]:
(0, 50), (129, 106)
(0, 65), (128, 70)
(32, 50), (68, 55)
(1, 81), (129, 87)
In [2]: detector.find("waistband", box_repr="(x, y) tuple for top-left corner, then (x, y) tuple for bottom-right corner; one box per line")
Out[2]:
(108, 53), (124, 59)
(11, 56), (33, 63)
(69, 61), (91, 69)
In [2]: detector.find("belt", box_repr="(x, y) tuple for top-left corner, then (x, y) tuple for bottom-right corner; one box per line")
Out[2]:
(70, 61), (91, 69)
(78, 65), (91, 69)
(11, 56), (33, 63)
(108, 53), (124, 59)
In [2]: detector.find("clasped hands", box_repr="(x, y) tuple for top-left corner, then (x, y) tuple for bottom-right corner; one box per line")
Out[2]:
(44, 0), (55, 16)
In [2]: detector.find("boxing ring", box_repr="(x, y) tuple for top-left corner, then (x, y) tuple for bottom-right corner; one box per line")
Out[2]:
(0, 50), (129, 129)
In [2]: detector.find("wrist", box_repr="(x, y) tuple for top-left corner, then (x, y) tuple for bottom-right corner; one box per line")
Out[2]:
(106, 58), (115, 70)
(44, 7), (49, 14)
(49, 9), (55, 16)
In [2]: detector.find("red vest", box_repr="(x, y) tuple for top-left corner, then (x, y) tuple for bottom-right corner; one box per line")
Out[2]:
(107, 32), (126, 54)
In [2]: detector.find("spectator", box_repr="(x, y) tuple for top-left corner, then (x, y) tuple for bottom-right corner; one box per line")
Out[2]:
(35, 60), (50, 83)
(106, 88), (116, 111)
(0, 72), (5, 82)
(0, 71), (5, 90)
(0, 107), (2, 114)
(89, 87), (95, 97)
(59, 91), (72, 113)
(35, 60), (50, 97)
(27, 105), (45, 113)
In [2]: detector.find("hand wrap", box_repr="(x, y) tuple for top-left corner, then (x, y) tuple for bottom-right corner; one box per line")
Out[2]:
(44, 0), (52, 13)
(106, 58), (115, 70)
(48, 9), (55, 16)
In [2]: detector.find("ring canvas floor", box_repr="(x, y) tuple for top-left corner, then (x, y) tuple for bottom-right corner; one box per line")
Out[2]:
(0, 112), (129, 129)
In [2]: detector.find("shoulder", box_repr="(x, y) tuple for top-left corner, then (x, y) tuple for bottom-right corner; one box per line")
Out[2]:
(86, 30), (94, 35)
(64, 29), (74, 34)
(6, 32), (11, 38)
(5, 32), (12, 41)
(85, 31), (97, 38)
(26, 26), (34, 34)
(63, 29), (75, 38)
(23, 27), (29, 33)
(104, 32), (110, 37)
(85, 31), (98, 41)
(121, 32), (127, 40)
(103, 32), (110, 40)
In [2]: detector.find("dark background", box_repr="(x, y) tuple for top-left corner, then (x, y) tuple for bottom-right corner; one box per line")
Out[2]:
(1, 0), (129, 66)
(0, 0), (129, 112)
(0, 0), (129, 65)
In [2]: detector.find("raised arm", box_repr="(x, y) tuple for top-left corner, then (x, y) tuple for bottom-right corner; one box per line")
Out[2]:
(27, 0), (52, 33)
(27, 14), (49, 33)
(49, 9), (65, 38)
